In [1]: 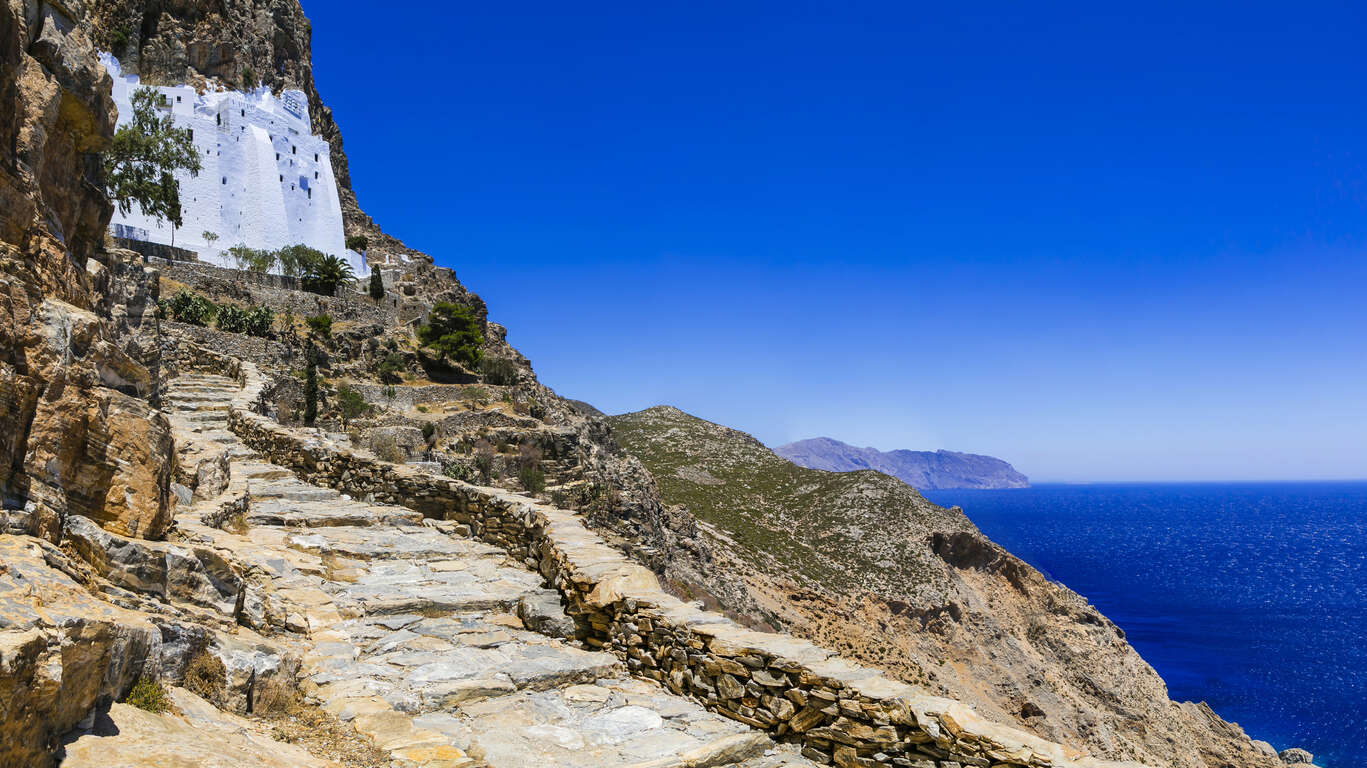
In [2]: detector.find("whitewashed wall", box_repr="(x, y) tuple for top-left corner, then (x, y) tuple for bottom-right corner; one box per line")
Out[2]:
(101, 54), (366, 276)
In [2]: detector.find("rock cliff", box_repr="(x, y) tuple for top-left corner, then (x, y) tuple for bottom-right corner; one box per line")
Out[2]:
(775, 438), (1029, 490)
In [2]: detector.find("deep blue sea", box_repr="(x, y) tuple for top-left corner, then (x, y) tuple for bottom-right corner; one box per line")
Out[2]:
(923, 483), (1367, 768)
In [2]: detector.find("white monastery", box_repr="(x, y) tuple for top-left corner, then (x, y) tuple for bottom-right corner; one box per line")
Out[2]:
(100, 53), (367, 275)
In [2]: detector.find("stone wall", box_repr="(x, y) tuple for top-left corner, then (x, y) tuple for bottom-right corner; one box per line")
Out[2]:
(221, 361), (1146, 768)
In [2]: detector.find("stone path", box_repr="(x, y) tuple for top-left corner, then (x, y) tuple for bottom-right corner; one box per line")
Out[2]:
(162, 374), (819, 768)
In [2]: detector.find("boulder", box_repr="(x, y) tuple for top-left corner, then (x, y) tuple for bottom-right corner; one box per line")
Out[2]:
(1280, 748), (1314, 764)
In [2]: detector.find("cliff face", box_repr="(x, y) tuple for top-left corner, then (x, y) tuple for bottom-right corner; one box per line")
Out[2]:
(1, 0), (173, 541)
(607, 406), (1282, 768)
(776, 437), (1030, 490)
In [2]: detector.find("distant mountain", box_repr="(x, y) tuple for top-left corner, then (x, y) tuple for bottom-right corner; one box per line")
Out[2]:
(774, 437), (1029, 489)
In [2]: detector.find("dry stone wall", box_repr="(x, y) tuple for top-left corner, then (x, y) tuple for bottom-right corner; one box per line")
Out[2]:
(222, 361), (1147, 768)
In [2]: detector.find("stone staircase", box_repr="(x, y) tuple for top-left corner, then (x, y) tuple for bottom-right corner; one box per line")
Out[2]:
(155, 373), (818, 768)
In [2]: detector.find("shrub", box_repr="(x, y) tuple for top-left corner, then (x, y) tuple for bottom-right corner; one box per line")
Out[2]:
(473, 439), (495, 484)
(302, 253), (354, 296)
(183, 650), (227, 707)
(244, 305), (274, 337)
(481, 356), (519, 386)
(518, 464), (546, 495)
(241, 67), (256, 90)
(126, 676), (170, 713)
(334, 385), (368, 428)
(376, 352), (405, 384)
(215, 304), (248, 333)
(420, 422), (436, 442)
(443, 461), (475, 483)
(373, 433), (404, 463)
(415, 404), (429, 413)
(164, 290), (216, 326)
(346, 234), (368, 251)
(109, 27), (129, 54)
(368, 269), (384, 301)
(417, 302), (483, 369)
(305, 314), (331, 338)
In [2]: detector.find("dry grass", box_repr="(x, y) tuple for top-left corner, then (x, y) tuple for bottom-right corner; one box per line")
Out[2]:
(251, 683), (390, 768)
(183, 649), (227, 707)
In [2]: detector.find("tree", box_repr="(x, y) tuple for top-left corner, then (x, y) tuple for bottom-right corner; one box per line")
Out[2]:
(227, 244), (275, 272)
(376, 352), (405, 384)
(369, 269), (384, 301)
(302, 253), (354, 296)
(346, 235), (368, 252)
(202, 231), (219, 248)
(303, 346), (319, 426)
(276, 243), (324, 278)
(104, 88), (202, 231)
(335, 385), (368, 428)
(417, 302), (483, 369)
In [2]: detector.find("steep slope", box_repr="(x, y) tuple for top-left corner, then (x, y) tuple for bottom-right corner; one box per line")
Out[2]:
(776, 437), (1030, 489)
(608, 406), (1282, 768)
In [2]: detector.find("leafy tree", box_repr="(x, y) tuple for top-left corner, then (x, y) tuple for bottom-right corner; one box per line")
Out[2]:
(202, 231), (219, 247)
(369, 269), (384, 301)
(305, 314), (332, 338)
(276, 243), (324, 278)
(417, 302), (483, 368)
(104, 87), (202, 231)
(346, 234), (368, 251)
(334, 385), (368, 428)
(227, 244), (275, 273)
(241, 67), (256, 91)
(303, 346), (319, 426)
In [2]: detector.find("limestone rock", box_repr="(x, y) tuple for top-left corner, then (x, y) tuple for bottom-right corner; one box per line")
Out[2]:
(1280, 748), (1314, 764)
(61, 687), (342, 768)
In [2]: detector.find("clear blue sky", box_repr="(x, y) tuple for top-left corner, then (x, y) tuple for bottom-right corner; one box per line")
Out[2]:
(309, 1), (1367, 482)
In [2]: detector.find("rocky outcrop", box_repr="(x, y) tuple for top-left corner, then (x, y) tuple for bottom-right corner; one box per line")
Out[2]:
(0, 536), (161, 768)
(776, 437), (1030, 490)
(0, 0), (173, 542)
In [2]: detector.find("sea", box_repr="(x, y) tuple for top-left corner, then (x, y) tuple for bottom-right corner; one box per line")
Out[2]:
(922, 482), (1367, 768)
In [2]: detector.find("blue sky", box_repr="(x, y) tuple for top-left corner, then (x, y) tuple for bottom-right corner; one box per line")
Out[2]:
(309, 1), (1367, 482)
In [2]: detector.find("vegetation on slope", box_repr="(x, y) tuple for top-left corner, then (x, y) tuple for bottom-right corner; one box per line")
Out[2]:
(606, 406), (973, 597)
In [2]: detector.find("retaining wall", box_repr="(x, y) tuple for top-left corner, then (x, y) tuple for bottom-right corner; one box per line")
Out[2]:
(221, 361), (1144, 768)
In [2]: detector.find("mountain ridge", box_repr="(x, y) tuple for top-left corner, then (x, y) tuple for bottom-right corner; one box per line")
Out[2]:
(776, 436), (1030, 489)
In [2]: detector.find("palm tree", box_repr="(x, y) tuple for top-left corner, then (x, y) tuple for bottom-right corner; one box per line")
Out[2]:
(303, 253), (354, 295)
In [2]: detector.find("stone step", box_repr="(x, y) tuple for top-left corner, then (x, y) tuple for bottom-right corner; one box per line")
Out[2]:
(248, 481), (342, 502)
(408, 677), (773, 768)
(284, 526), (502, 563)
(247, 498), (424, 529)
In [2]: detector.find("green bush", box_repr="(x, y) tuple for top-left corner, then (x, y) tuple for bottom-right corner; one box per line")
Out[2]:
(163, 290), (216, 326)
(306, 314), (332, 338)
(241, 67), (256, 91)
(334, 385), (368, 428)
(518, 464), (546, 495)
(215, 304), (249, 333)
(376, 352), (405, 384)
(481, 356), (518, 385)
(109, 27), (129, 54)
(346, 234), (369, 251)
(369, 269), (384, 301)
(420, 422), (436, 442)
(126, 676), (170, 713)
(443, 461), (475, 483)
(417, 302), (483, 369)
(244, 306), (274, 337)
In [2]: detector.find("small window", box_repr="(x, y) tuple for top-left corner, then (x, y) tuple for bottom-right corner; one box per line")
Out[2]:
(216, 114), (221, 126)
(314, 153), (318, 162)
(240, 109), (245, 117)
(221, 177), (227, 185)
(279, 174), (283, 182)
(292, 146), (297, 154)
(176, 95), (182, 102)
(314, 172), (318, 179)
(275, 153), (279, 160)
(308, 189), (312, 199)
